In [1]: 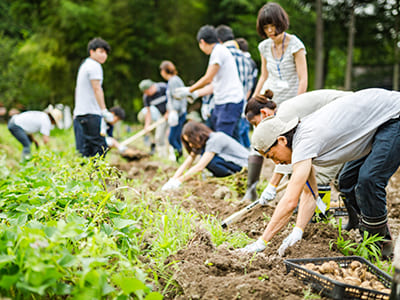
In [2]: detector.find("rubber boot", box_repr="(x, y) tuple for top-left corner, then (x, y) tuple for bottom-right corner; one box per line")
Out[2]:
(341, 193), (360, 231)
(149, 143), (156, 155)
(360, 214), (393, 259)
(241, 155), (263, 202)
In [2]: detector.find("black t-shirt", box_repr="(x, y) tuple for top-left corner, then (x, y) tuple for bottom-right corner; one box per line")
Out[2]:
(143, 82), (167, 115)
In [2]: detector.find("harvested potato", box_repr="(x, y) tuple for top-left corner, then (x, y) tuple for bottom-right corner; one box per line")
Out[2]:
(344, 276), (362, 286)
(350, 260), (362, 270)
(320, 262), (335, 274)
(360, 281), (371, 289)
(354, 267), (366, 281)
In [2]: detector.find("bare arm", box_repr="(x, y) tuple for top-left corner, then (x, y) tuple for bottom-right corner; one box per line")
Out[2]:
(173, 153), (197, 179)
(144, 107), (152, 130)
(177, 151), (215, 183)
(91, 79), (106, 110)
(261, 159), (312, 243)
(189, 64), (220, 92)
(194, 84), (214, 98)
(293, 49), (308, 95)
(296, 165), (318, 230)
(42, 135), (50, 144)
(252, 54), (268, 97)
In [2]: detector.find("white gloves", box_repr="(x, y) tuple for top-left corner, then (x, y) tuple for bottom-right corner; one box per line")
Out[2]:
(168, 110), (179, 127)
(259, 183), (277, 205)
(161, 178), (182, 191)
(238, 238), (267, 253)
(173, 87), (191, 100)
(201, 103), (210, 120)
(278, 226), (303, 256)
(117, 144), (127, 154)
(100, 118), (107, 136)
(101, 109), (115, 123)
(173, 87), (199, 104)
(187, 91), (199, 104)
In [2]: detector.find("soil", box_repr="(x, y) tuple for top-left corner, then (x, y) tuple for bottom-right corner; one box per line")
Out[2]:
(111, 151), (400, 300)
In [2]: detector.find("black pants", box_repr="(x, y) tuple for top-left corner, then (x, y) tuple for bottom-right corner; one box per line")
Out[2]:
(76, 114), (107, 158)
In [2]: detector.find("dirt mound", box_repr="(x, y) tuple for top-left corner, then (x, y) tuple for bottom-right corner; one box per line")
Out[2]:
(166, 225), (340, 300)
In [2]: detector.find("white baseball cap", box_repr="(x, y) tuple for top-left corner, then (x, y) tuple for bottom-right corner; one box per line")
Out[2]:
(252, 115), (299, 153)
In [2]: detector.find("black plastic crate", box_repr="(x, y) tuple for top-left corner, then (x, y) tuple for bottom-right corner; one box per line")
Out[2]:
(284, 256), (392, 300)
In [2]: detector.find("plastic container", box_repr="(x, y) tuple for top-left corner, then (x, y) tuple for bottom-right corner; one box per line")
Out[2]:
(284, 256), (392, 299)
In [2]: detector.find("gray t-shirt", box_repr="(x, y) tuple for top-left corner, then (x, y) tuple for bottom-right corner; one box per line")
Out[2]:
(13, 111), (52, 136)
(205, 132), (249, 167)
(73, 58), (103, 117)
(277, 89), (353, 122)
(292, 88), (400, 167)
(167, 75), (187, 115)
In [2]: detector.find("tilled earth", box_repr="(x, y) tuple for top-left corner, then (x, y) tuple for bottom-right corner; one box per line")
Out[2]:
(112, 152), (400, 299)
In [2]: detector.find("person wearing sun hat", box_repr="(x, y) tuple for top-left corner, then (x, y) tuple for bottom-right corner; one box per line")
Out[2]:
(239, 88), (400, 259)
(7, 105), (63, 161)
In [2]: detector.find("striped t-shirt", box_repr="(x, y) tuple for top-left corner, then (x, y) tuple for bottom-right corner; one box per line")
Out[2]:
(259, 34), (306, 105)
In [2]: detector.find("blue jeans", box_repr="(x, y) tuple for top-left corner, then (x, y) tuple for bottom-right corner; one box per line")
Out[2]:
(206, 155), (242, 177)
(234, 117), (250, 148)
(8, 117), (31, 157)
(338, 117), (400, 219)
(75, 114), (107, 158)
(210, 101), (243, 138)
(168, 113), (186, 152)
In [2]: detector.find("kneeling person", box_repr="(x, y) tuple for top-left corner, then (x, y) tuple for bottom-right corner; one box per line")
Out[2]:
(162, 121), (249, 190)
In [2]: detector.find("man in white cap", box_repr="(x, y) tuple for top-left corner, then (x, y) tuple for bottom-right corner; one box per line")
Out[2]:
(239, 88), (400, 258)
(8, 105), (63, 160)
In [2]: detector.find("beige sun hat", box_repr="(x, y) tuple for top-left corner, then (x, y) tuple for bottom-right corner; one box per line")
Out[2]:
(45, 105), (63, 129)
(252, 115), (299, 153)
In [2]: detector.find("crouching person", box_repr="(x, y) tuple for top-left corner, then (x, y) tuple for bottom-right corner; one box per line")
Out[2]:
(239, 88), (400, 258)
(8, 105), (62, 161)
(162, 121), (249, 190)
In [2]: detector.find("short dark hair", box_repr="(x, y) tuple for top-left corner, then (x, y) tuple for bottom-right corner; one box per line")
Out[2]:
(256, 3), (289, 39)
(110, 106), (125, 120)
(245, 90), (276, 121)
(160, 60), (177, 75)
(196, 25), (219, 44)
(181, 121), (213, 154)
(236, 38), (249, 52)
(216, 25), (234, 42)
(87, 37), (111, 55)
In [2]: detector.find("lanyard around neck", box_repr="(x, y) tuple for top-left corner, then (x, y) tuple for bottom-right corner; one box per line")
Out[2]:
(273, 32), (286, 80)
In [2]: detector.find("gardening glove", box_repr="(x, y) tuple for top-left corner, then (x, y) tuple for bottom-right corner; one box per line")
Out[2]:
(173, 87), (191, 100)
(259, 183), (277, 205)
(187, 91), (199, 104)
(278, 226), (303, 256)
(100, 118), (107, 136)
(161, 178), (182, 191)
(201, 103), (210, 120)
(117, 144), (128, 154)
(238, 238), (267, 253)
(168, 110), (179, 127)
(101, 109), (115, 123)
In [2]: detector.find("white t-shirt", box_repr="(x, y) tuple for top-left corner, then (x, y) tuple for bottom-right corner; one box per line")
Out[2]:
(13, 111), (52, 136)
(74, 58), (103, 117)
(292, 88), (400, 167)
(209, 44), (244, 105)
(205, 132), (249, 167)
(259, 35), (306, 105)
(277, 89), (353, 122)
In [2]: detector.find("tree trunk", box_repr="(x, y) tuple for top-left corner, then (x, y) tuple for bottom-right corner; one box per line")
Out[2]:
(344, 1), (356, 91)
(314, 0), (324, 89)
(394, 0), (400, 91)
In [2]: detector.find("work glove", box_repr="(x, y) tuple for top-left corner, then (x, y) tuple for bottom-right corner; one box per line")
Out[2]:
(101, 109), (115, 123)
(100, 118), (107, 136)
(117, 144), (128, 154)
(161, 178), (182, 191)
(259, 183), (277, 205)
(187, 91), (199, 104)
(173, 87), (191, 100)
(168, 110), (179, 127)
(201, 103), (210, 120)
(278, 226), (303, 256)
(238, 238), (267, 253)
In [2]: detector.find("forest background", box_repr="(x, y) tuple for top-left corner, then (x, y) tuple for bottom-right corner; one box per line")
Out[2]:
(0, 0), (399, 122)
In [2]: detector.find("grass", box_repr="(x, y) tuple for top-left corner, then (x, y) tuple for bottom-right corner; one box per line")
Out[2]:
(0, 124), (260, 299)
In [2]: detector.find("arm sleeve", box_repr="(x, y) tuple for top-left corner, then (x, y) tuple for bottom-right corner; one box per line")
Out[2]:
(290, 36), (307, 55)
(88, 62), (103, 81)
